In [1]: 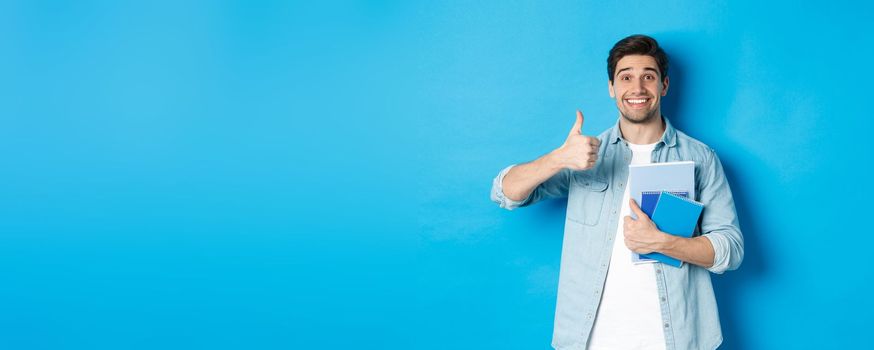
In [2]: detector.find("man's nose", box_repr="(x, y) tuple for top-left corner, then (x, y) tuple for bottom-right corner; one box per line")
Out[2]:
(632, 78), (646, 93)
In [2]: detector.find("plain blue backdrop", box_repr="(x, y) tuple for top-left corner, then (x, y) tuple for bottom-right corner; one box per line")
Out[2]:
(1, 1), (872, 349)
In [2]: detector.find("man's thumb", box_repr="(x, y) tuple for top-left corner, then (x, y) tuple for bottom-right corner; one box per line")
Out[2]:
(569, 110), (584, 136)
(629, 198), (648, 220)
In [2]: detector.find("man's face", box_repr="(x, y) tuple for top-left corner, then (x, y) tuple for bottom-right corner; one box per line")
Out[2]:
(608, 54), (669, 124)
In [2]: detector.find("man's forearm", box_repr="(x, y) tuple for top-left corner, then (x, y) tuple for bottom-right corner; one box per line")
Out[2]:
(501, 112), (600, 202)
(503, 152), (564, 202)
(659, 235), (715, 268)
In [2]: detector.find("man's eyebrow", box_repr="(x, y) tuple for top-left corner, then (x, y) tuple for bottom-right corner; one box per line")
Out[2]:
(616, 67), (660, 75)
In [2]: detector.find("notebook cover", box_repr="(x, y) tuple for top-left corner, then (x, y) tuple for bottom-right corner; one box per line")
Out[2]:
(629, 161), (696, 217)
(634, 192), (689, 263)
(640, 191), (704, 267)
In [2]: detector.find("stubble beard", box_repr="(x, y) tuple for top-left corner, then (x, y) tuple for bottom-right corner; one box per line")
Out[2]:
(620, 107), (660, 125)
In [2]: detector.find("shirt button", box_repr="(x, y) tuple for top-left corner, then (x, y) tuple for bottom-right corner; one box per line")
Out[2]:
(661, 297), (666, 302)
(664, 323), (670, 329)
(656, 269), (662, 274)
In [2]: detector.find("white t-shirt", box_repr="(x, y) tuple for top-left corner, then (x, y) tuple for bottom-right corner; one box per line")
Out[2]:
(587, 142), (666, 350)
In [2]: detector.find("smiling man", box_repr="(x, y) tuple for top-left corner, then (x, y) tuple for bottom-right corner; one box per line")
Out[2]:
(490, 35), (744, 350)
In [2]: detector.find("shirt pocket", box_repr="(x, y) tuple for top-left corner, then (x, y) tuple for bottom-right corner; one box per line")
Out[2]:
(567, 173), (609, 226)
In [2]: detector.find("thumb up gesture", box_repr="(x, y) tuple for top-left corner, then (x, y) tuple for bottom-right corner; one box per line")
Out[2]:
(551, 110), (601, 171)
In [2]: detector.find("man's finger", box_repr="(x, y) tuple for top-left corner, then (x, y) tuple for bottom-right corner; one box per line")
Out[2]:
(569, 110), (584, 136)
(629, 198), (649, 220)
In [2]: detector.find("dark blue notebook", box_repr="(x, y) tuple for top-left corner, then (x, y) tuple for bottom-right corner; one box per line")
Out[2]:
(640, 191), (704, 267)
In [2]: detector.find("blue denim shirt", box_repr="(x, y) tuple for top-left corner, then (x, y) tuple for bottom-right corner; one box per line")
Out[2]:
(490, 117), (743, 350)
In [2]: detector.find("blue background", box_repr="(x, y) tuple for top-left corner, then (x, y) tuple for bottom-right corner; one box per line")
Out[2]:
(1, 1), (871, 349)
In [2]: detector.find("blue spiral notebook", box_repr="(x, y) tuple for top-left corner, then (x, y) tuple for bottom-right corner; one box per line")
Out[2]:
(640, 191), (705, 267)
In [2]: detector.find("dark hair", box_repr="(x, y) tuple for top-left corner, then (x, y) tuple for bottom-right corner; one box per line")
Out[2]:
(607, 34), (669, 83)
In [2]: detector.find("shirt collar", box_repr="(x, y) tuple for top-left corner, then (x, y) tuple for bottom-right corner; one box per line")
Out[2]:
(608, 115), (678, 148)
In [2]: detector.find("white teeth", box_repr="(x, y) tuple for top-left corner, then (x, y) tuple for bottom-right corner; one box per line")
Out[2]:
(626, 99), (647, 104)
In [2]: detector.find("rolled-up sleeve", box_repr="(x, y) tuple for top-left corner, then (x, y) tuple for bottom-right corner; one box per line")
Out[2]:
(698, 149), (745, 274)
(490, 164), (571, 211)
(490, 164), (531, 210)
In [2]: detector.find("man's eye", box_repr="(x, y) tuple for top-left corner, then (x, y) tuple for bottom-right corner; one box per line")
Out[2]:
(621, 76), (630, 81)
(644, 75), (654, 80)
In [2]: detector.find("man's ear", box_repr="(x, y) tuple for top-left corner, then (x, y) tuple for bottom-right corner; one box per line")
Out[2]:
(608, 80), (615, 98)
(661, 76), (670, 96)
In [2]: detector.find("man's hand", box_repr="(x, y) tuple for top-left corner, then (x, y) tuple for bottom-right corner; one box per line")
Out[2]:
(549, 110), (602, 171)
(624, 198), (673, 254)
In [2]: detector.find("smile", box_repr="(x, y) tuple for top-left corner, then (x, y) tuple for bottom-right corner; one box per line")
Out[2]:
(624, 98), (650, 105)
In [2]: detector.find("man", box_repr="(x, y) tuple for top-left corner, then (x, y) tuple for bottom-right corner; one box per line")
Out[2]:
(490, 35), (743, 350)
